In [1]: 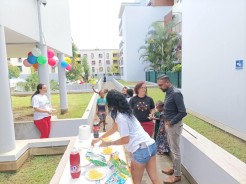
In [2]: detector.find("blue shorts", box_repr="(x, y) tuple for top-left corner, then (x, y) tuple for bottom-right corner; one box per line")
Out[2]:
(132, 143), (157, 164)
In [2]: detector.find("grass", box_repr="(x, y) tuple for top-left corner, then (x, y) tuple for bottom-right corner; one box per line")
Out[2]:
(116, 80), (138, 86)
(118, 79), (246, 163)
(0, 155), (62, 184)
(11, 93), (93, 121)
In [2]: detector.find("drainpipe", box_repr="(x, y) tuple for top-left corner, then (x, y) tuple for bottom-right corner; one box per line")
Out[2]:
(0, 25), (16, 153)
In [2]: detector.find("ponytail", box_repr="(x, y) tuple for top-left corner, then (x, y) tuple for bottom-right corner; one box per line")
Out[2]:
(31, 83), (44, 99)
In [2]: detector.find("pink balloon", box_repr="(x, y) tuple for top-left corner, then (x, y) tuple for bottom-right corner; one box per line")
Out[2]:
(23, 59), (32, 67)
(48, 58), (57, 66)
(47, 49), (55, 58)
(66, 64), (72, 71)
(28, 52), (32, 56)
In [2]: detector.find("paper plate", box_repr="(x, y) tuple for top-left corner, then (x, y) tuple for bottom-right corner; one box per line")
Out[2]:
(100, 147), (115, 155)
(85, 168), (107, 181)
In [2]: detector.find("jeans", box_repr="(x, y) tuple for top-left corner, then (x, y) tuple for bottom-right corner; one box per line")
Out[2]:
(132, 143), (157, 164)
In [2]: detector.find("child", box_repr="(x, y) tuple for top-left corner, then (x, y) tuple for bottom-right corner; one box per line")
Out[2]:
(155, 101), (169, 155)
(96, 90), (107, 132)
(126, 88), (133, 103)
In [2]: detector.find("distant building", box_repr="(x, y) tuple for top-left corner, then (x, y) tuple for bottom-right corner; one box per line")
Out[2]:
(119, 1), (172, 81)
(78, 49), (120, 76)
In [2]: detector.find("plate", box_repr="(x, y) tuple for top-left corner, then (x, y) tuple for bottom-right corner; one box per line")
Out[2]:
(100, 147), (115, 155)
(85, 168), (107, 181)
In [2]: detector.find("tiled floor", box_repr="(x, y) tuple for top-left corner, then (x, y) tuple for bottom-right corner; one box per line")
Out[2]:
(96, 81), (190, 184)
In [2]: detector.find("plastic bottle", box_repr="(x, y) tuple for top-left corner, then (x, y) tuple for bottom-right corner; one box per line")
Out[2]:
(70, 147), (81, 179)
(93, 121), (99, 138)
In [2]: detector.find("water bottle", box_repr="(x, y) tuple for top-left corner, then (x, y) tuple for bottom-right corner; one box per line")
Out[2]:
(93, 121), (99, 138)
(70, 147), (81, 179)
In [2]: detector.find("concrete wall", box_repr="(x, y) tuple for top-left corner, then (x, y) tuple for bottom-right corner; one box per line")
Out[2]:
(181, 125), (246, 184)
(121, 6), (172, 81)
(182, 0), (246, 140)
(0, 0), (72, 56)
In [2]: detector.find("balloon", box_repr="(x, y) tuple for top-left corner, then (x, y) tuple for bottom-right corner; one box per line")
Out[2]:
(23, 59), (32, 67)
(48, 58), (57, 66)
(31, 48), (41, 57)
(33, 63), (38, 69)
(28, 52), (32, 56)
(53, 56), (59, 61)
(65, 64), (72, 71)
(61, 61), (68, 68)
(47, 49), (55, 58)
(92, 81), (97, 85)
(37, 56), (47, 65)
(27, 54), (37, 64)
(64, 57), (72, 64)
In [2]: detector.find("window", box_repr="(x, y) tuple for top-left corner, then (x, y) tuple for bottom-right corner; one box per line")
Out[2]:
(7, 58), (10, 61)
(113, 53), (118, 57)
(18, 58), (22, 63)
(17, 66), (22, 72)
(106, 60), (110, 65)
(77, 54), (81, 58)
(106, 53), (109, 59)
(91, 53), (94, 59)
(113, 60), (118, 64)
(91, 60), (95, 65)
(99, 60), (102, 66)
(107, 67), (110, 72)
(52, 66), (56, 73)
(99, 54), (103, 58)
(99, 67), (103, 72)
(92, 67), (95, 73)
(83, 54), (87, 58)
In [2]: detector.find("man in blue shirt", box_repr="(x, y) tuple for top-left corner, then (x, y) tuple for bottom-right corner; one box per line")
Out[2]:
(157, 75), (187, 184)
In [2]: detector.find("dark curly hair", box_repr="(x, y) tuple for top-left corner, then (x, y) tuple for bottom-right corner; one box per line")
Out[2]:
(106, 90), (133, 118)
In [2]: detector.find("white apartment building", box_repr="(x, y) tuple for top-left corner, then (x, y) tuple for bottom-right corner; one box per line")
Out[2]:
(183, 0), (246, 141)
(119, 2), (172, 81)
(78, 49), (119, 76)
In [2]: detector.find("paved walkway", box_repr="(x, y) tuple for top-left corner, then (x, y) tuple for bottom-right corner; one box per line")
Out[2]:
(96, 81), (190, 184)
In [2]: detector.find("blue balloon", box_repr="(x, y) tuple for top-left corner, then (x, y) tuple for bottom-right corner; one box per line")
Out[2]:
(27, 54), (37, 64)
(61, 61), (68, 68)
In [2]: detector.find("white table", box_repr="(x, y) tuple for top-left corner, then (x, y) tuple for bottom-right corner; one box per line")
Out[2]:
(59, 133), (133, 184)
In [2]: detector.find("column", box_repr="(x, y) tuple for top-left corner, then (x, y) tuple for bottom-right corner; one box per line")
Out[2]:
(38, 44), (51, 100)
(57, 53), (68, 114)
(0, 25), (16, 153)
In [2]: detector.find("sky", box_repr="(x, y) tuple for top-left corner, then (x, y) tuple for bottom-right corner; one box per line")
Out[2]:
(69, 0), (135, 50)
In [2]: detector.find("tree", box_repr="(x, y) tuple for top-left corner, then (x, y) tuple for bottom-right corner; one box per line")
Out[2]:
(66, 42), (83, 81)
(139, 21), (180, 72)
(8, 64), (20, 79)
(23, 72), (39, 91)
(81, 56), (89, 81)
(111, 63), (120, 75)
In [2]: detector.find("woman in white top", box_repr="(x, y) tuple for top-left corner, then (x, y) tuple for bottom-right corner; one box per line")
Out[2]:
(91, 90), (160, 184)
(32, 83), (56, 138)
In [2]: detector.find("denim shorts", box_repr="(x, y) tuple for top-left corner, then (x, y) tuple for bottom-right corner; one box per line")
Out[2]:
(132, 143), (157, 164)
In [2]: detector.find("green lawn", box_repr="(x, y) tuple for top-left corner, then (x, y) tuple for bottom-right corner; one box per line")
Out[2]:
(12, 93), (93, 121)
(147, 87), (246, 163)
(0, 155), (62, 184)
(116, 80), (138, 86)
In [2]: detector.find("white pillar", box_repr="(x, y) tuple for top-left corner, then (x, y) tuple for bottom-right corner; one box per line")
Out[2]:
(38, 44), (50, 100)
(37, 0), (50, 100)
(57, 53), (68, 114)
(0, 25), (16, 153)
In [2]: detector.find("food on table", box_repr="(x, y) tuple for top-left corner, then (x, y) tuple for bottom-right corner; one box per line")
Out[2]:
(85, 151), (107, 166)
(105, 172), (127, 184)
(87, 169), (104, 180)
(102, 147), (113, 155)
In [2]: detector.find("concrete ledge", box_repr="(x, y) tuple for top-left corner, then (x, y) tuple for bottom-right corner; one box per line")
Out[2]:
(181, 124), (246, 184)
(187, 109), (246, 141)
(0, 137), (72, 171)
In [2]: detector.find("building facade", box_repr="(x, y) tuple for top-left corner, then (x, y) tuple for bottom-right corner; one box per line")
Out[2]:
(119, 3), (172, 81)
(78, 49), (119, 76)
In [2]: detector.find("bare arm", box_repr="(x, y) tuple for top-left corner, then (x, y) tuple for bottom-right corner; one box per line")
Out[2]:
(100, 136), (130, 147)
(92, 86), (99, 94)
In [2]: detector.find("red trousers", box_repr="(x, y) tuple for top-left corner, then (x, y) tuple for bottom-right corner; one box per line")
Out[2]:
(34, 116), (51, 138)
(140, 121), (154, 138)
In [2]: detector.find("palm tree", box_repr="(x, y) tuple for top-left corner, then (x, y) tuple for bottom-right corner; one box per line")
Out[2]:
(139, 21), (180, 72)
